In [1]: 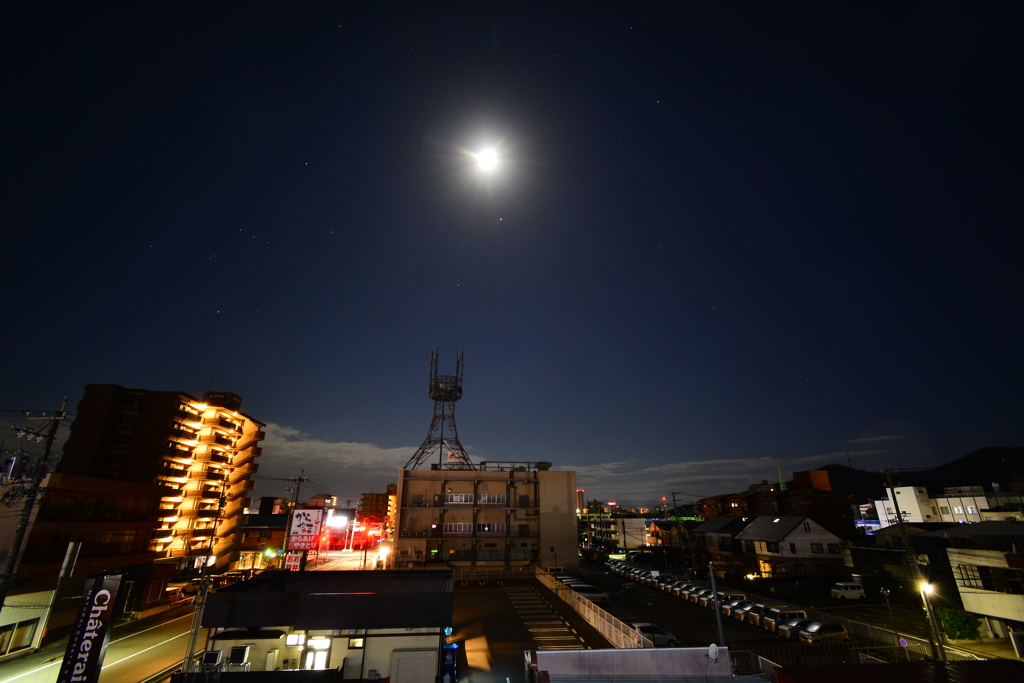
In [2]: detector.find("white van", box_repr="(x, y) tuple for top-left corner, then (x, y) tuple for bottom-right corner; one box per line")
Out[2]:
(831, 582), (865, 600)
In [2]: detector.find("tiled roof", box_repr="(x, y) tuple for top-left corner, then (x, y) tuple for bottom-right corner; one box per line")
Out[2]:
(734, 516), (808, 543)
(693, 517), (752, 534)
(217, 569), (454, 595)
(204, 569), (455, 629)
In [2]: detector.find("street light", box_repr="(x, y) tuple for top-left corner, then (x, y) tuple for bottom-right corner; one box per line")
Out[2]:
(919, 582), (947, 661)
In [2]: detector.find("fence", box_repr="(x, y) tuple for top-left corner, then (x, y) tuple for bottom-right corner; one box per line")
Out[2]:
(535, 568), (654, 649)
(797, 606), (981, 661)
(452, 566), (531, 581)
(729, 651), (780, 682)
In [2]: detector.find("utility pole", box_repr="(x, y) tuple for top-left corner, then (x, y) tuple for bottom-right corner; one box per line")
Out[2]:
(708, 562), (725, 647)
(282, 471), (310, 566)
(0, 399), (67, 611)
(884, 470), (946, 661)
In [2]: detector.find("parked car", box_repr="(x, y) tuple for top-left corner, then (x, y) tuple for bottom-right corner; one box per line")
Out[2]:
(572, 586), (610, 604)
(698, 592), (722, 608)
(776, 618), (816, 641)
(683, 585), (708, 601)
(721, 599), (752, 617)
(798, 621), (851, 644)
(690, 588), (716, 604)
(747, 603), (787, 628)
(674, 583), (702, 598)
(631, 623), (678, 647)
(830, 582), (866, 601)
(732, 603), (756, 622)
(763, 608), (808, 633)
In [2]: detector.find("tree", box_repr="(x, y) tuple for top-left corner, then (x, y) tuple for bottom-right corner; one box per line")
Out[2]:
(935, 606), (980, 641)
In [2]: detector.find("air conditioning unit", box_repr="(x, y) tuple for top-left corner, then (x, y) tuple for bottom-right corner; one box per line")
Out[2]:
(201, 651), (222, 666)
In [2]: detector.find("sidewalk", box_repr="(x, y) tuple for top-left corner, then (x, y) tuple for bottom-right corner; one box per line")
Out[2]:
(947, 638), (1020, 661)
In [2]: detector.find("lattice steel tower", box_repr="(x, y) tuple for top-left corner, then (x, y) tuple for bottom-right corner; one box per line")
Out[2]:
(404, 349), (475, 470)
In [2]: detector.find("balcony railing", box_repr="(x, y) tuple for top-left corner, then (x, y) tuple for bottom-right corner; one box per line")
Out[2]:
(399, 529), (539, 539)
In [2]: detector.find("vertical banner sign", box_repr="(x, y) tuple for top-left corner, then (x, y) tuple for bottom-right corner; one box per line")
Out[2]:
(284, 552), (302, 571)
(57, 573), (122, 683)
(287, 509), (323, 550)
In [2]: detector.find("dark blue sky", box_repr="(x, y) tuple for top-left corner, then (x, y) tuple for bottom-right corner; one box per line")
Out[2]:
(4, 3), (1022, 506)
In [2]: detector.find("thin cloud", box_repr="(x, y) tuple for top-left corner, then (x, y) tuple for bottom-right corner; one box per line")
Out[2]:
(252, 423), (415, 500)
(845, 435), (907, 445)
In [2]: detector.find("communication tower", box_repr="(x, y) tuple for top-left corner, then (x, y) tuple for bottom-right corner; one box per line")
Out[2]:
(404, 349), (475, 470)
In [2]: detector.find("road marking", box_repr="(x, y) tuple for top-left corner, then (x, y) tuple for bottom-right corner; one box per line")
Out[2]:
(529, 628), (572, 633)
(533, 636), (579, 641)
(538, 645), (585, 650)
(104, 631), (190, 667)
(525, 621), (563, 625)
(112, 612), (194, 643)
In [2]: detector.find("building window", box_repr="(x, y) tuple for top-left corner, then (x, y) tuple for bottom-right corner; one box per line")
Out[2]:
(810, 543), (824, 554)
(827, 543), (840, 554)
(953, 506), (963, 514)
(966, 506), (976, 514)
(790, 543), (797, 554)
(0, 619), (38, 655)
(940, 506), (950, 515)
(286, 634), (305, 646)
(476, 523), (506, 533)
(803, 522), (811, 534)
(477, 494), (507, 504)
(348, 638), (364, 649)
(442, 523), (473, 533)
(445, 494), (475, 504)
(412, 494), (423, 503)
(766, 542), (780, 553)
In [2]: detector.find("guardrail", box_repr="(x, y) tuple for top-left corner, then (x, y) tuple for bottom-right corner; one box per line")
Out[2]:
(536, 568), (654, 648)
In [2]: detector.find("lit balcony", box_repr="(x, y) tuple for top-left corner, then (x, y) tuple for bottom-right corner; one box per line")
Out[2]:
(195, 452), (230, 465)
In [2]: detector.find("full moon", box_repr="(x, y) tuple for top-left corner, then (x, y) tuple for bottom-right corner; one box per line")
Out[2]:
(477, 148), (498, 171)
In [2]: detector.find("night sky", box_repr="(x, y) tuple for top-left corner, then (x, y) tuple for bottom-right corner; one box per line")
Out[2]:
(4, 3), (1022, 507)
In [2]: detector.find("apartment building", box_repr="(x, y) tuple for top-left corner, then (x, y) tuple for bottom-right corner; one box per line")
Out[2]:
(56, 384), (264, 573)
(394, 462), (578, 569)
(874, 486), (1024, 527)
(696, 470), (855, 535)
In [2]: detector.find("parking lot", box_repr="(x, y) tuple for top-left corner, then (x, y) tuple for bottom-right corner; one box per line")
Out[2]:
(565, 560), (786, 647)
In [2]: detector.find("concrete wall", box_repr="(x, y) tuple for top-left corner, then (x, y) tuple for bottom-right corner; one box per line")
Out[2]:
(539, 470), (579, 570)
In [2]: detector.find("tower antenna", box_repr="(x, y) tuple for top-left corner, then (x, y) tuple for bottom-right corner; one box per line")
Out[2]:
(404, 349), (475, 470)
(775, 454), (787, 491)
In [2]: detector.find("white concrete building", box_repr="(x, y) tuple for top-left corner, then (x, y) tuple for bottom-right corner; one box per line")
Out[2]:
(874, 486), (1024, 528)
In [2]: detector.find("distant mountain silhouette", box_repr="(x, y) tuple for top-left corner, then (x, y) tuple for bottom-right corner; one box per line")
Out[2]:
(795, 447), (1024, 501)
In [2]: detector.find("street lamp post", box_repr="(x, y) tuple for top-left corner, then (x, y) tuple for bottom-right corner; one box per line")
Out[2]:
(920, 583), (947, 662)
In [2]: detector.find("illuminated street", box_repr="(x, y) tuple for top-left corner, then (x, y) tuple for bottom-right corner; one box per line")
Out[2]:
(0, 608), (196, 683)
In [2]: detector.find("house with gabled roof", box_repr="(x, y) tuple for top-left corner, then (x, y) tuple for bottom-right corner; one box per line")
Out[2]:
(733, 516), (845, 577)
(692, 517), (752, 570)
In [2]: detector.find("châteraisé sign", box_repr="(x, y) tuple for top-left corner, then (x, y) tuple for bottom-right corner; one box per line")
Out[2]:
(56, 573), (122, 683)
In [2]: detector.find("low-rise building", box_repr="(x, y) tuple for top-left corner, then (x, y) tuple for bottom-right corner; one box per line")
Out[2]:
(733, 516), (846, 577)
(696, 471), (855, 536)
(909, 521), (1024, 639)
(874, 486), (1024, 528)
(692, 517), (752, 570)
(200, 570), (453, 678)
